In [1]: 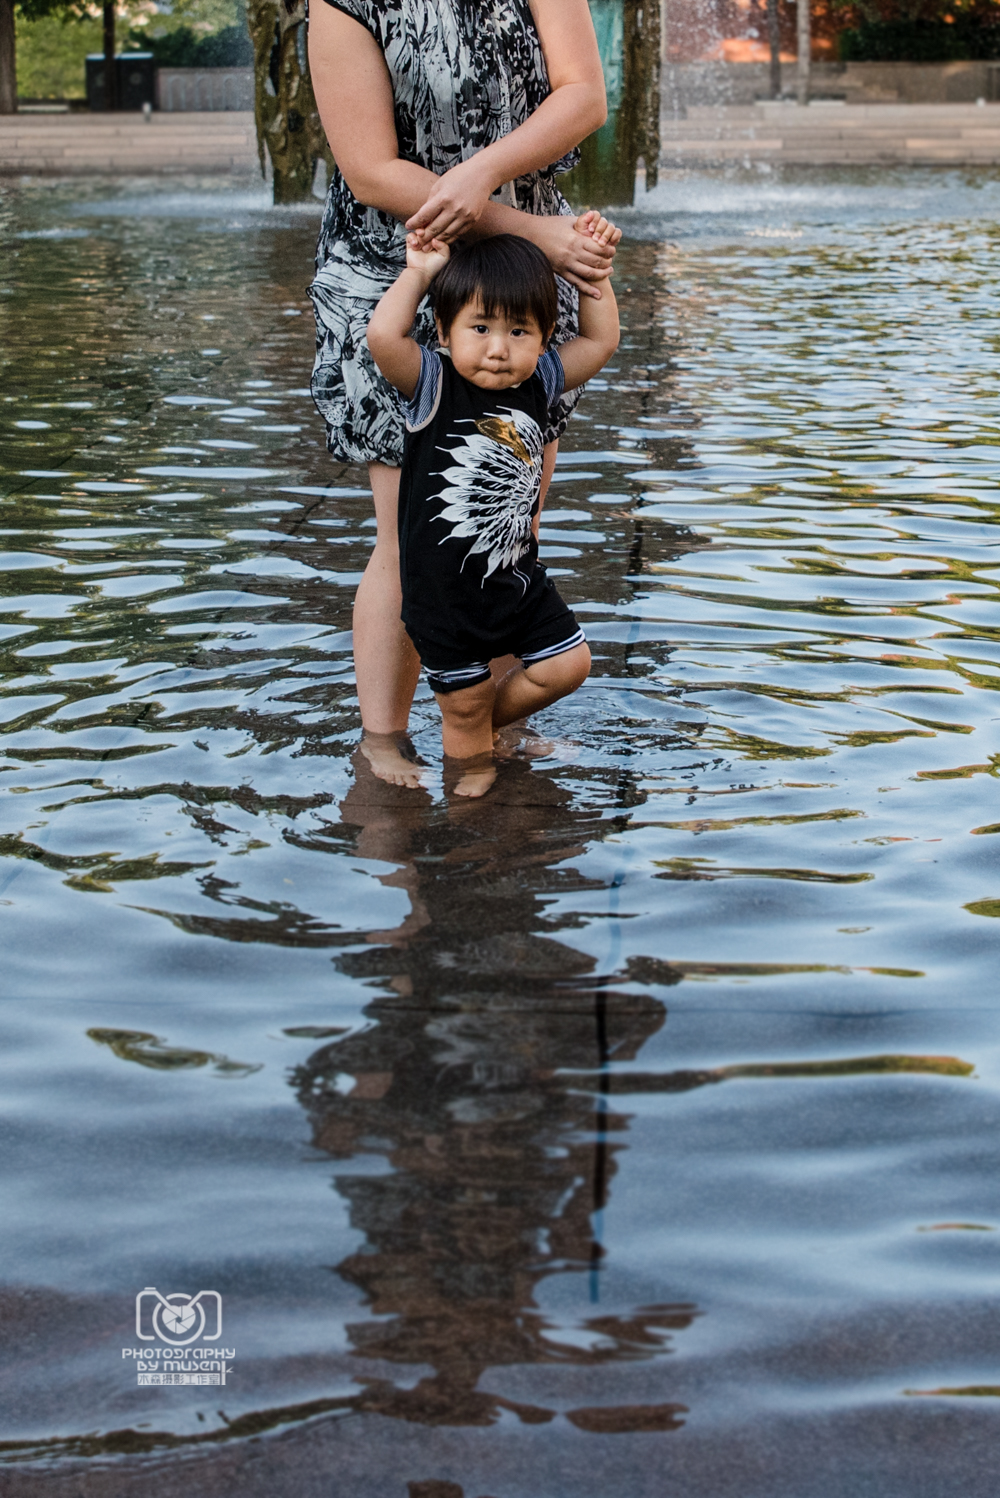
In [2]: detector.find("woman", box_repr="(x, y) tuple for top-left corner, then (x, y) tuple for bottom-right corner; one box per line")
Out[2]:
(308, 0), (615, 783)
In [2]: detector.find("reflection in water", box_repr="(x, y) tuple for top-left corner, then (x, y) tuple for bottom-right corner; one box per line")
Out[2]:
(563, 1051), (974, 1094)
(293, 751), (693, 1432)
(283, 753), (973, 1434)
(87, 1027), (261, 1077)
(0, 833), (211, 894)
(906, 1385), (1000, 1397)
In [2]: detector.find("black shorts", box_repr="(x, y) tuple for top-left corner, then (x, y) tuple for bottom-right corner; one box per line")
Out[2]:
(407, 572), (586, 696)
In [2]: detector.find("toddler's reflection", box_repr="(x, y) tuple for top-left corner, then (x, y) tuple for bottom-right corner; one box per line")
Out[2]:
(289, 748), (696, 1431)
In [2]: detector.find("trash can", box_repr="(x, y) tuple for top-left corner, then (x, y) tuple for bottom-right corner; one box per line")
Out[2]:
(85, 52), (156, 111)
(117, 52), (155, 111)
(85, 54), (109, 111)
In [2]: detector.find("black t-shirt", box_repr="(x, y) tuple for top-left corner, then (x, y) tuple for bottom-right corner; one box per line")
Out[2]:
(398, 347), (565, 650)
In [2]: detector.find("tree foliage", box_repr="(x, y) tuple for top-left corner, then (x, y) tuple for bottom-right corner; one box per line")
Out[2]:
(832, 0), (1000, 59)
(16, 0), (91, 21)
(124, 21), (253, 66)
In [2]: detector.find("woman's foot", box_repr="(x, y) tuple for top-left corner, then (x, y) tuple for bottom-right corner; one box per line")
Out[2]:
(359, 732), (428, 789)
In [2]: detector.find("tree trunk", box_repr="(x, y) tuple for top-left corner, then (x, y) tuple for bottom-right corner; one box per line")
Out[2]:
(797, 0), (810, 105)
(247, 0), (333, 205)
(766, 0), (781, 98)
(103, 0), (116, 111)
(0, 0), (16, 115)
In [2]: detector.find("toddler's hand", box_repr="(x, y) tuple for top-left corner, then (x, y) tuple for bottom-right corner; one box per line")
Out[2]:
(405, 231), (450, 279)
(573, 209), (623, 249)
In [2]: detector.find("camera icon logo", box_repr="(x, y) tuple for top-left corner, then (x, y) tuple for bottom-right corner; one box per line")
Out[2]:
(135, 1287), (222, 1345)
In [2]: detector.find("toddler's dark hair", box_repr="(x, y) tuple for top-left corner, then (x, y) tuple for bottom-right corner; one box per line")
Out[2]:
(432, 235), (558, 340)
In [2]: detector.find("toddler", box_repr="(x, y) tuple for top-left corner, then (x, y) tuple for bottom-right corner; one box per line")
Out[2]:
(367, 224), (620, 795)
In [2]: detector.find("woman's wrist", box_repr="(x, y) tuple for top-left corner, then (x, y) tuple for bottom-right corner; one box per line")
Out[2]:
(458, 145), (510, 201)
(518, 213), (569, 256)
(477, 201), (550, 244)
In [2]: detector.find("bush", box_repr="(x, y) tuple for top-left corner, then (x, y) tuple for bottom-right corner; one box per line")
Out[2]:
(125, 23), (254, 69)
(839, 17), (1000, 61)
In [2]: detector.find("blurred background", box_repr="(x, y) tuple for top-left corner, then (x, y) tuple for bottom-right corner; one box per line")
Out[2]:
(7, 0), (1000, 208)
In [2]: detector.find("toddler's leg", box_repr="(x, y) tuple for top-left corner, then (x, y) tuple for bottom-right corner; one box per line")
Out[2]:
(492, 643), (591, 730)
(435, 679), (498, 798)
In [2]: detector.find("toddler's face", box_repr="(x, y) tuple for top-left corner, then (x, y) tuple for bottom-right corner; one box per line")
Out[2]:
(437, 301), (547, 390)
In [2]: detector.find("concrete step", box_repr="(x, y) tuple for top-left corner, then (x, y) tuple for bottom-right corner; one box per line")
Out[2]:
(659, 102), (1000, 165)
(6, 101), (1000, 176)
(0, 112), (259, 174)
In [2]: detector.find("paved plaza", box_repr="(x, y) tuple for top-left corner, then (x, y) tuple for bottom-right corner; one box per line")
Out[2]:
(5, 101), (1000, 175)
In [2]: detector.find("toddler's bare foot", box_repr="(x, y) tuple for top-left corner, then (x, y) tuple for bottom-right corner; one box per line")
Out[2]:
(445, 751), (497, 799)
(454, 763), (497, 798)
(359, 732), (428, 789)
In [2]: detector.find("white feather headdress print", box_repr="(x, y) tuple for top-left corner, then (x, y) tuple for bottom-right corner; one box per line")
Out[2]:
(430, 406), (543, 583)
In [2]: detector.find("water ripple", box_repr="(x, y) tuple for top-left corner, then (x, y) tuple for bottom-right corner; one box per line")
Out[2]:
(2, 173), (1000, 1491)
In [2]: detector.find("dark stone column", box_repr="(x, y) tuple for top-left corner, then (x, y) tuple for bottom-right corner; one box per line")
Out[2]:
(564, 0), (661, 210)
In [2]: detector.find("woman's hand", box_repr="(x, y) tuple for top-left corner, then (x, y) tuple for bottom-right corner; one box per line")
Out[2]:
(405, 158), (497, 243)
(530, 214), (617, 298)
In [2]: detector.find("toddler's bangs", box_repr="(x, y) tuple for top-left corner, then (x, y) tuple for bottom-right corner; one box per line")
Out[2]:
(433, 235), (558, 339)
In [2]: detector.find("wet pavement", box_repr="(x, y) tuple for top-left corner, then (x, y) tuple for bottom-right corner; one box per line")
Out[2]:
(1, 169), (999, 1496)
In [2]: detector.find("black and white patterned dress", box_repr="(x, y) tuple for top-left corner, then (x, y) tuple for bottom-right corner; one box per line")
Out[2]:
(309, 0), (582, 467)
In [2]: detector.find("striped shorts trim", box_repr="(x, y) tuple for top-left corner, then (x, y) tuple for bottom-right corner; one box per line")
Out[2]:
(521, 626), (586, 665)
(424, 661), (492, 695)
(424, 627), (586, 696)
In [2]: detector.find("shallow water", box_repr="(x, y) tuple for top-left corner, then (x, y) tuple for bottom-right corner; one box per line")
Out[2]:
(1, 170), (998, 1497)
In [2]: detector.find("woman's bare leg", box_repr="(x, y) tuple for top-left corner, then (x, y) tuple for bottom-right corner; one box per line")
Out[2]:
(355, 464), (420, 730)
(355, 463), (424, 786)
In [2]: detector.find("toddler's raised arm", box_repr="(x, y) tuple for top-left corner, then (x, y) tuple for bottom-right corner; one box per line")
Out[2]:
(367, 235), (450, 399)
(557, 236), (621, 392)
